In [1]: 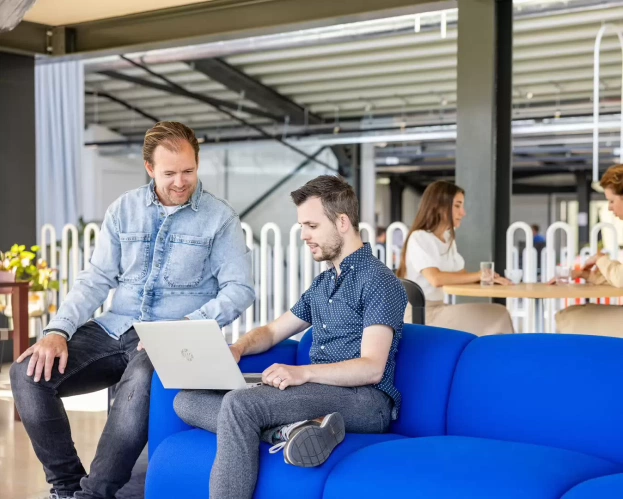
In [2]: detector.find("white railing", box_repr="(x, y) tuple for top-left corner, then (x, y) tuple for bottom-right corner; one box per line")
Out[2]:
(506, 222), (536, 332)
(506, 221), (622, 333)
(41, 219), (622, 337)
(593, 24), (623, 183)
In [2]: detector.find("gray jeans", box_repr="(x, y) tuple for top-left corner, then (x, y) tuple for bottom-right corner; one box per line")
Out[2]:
(174, 383), (393, 499)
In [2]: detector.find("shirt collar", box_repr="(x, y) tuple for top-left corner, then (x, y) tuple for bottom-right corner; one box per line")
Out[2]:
(334, 242), (372, 273)
(145, 179), (203, 212)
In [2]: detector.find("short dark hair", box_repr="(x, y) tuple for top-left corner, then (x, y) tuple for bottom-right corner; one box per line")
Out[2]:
(531, 224), (540, 232)
(290, 175), (360, 230)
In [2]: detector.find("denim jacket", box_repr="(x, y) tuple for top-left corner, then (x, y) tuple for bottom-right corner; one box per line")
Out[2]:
(45, 180), (255, 340)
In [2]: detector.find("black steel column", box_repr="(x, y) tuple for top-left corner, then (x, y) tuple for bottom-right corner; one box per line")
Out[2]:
(390, 177), (404, 223)
(455, 0), (513, 279)
(576, 171), (592, 249)
(351, 144), (361, 200)
(0, 52), (36, 251)
(0, 52), (35, 362)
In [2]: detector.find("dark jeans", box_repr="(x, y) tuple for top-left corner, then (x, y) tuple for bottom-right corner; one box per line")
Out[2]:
(10, 321), (153, 499)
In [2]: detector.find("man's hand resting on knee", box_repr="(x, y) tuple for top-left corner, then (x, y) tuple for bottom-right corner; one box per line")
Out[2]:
(263, 364), (309, 390)
(15, 334), (69, 382)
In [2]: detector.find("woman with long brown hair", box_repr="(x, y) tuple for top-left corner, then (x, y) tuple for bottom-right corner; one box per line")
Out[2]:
(398, 181), (514, 336)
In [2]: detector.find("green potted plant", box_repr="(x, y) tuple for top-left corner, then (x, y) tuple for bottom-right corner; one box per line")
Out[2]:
(0, 244), (59, 318)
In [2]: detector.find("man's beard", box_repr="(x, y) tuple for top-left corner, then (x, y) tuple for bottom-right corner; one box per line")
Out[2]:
(313, 230), (344, 262)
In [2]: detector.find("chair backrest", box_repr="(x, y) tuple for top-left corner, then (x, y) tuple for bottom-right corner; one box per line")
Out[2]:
(399, 278), (426, 325)
(447, 333), (623, 464)
(296, 324), (476, 438)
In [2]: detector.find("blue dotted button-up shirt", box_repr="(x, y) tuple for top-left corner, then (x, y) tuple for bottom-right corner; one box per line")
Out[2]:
(291, 243), (408, 419)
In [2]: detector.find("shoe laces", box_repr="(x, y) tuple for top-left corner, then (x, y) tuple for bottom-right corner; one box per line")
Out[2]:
(268, 420), (308, 454)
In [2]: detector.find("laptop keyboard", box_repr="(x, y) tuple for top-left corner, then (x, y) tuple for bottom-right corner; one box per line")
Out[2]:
(243, 374), (263, 384)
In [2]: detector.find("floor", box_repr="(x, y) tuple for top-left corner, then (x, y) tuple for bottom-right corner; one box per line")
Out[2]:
(0, 363), (147, 499)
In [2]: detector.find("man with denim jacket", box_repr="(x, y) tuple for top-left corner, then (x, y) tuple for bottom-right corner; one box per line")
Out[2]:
(10, 121), (255, 499)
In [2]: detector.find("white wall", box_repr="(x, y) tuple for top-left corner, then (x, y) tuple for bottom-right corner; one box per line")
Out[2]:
(402, 187), (420, 228)
(199, 141), (337, 240)
(375, 182), (391, 229)
(82, 125), (146, 223)
(510, 195), (553, 236)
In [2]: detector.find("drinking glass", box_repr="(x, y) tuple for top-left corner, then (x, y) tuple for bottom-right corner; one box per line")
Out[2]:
(555, 265), (571, 285)
(480, 262), (495, 286)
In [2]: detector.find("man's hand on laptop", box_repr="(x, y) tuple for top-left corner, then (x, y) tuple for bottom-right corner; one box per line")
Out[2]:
(137, 341), (144, 351)
(15, 334), (69, 383)
(262, 364), (309, 390)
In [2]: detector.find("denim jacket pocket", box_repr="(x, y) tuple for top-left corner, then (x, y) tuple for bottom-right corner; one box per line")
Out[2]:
(118, 232), (151, 283)
(164, 234), (212, 287)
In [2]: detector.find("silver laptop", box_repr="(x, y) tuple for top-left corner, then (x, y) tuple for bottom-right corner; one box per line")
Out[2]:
(133, 319), (263, 390)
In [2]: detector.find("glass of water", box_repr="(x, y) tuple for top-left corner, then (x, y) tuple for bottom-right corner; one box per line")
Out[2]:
(480, 262), (495, 286)
(555, 265), (571, 285)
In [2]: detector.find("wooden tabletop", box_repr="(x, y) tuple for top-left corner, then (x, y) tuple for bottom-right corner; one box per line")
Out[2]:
(443, 283), (623, 299)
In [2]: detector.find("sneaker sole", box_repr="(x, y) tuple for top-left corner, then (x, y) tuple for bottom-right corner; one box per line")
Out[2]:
(284, 412), (346, 468)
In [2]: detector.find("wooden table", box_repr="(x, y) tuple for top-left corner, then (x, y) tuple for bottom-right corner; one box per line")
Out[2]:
(443, 283), (623, 332)
(0, 281), (30, 420)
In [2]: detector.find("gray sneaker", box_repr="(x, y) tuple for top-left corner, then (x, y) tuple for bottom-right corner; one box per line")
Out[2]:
(269, 412), (346, 467)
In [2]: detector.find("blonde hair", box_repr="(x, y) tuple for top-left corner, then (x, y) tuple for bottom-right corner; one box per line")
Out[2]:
(600, 164), (623, 195)
(143, 121), (199, 165)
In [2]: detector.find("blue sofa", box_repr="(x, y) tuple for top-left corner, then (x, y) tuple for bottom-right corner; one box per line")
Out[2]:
(146, 325), (623, 498)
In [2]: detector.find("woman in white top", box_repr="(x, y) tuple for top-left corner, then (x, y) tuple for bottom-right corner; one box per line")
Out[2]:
(397, 181), (514, 336)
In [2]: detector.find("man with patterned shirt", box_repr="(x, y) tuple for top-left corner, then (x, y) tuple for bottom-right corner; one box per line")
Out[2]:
(175, 175), (408, 499)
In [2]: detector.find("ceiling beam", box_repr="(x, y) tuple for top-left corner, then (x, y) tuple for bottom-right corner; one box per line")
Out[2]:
(116, 55), (339, 172)
(189, 58), (352, 173)
(0, 20), (47, 55)
(1, 0), (444, 55)
(98, 70), (280, 121)
(512, 184), (580, 195)
(85, 90), (160, 123)
(189, 58), (315, 126)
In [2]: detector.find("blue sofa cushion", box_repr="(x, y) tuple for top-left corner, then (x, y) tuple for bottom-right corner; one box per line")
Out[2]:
(447, 334), (623, 464)
(148, 375), (190, 459)
(390, 325), (475, 437)
(323, 436), (622, 499)
(146, 429), (405, 499)
(562, 473), (623, 498)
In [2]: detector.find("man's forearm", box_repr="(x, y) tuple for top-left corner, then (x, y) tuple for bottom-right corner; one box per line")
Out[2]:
(45, 265), (116, 339)
(186, 279), (254, 326)
(233, 325), (276, 357)
(596, 255), (623, 288)
(303, 358), (384, 387)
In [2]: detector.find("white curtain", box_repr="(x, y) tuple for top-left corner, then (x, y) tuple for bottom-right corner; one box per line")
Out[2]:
(35, 60), (84, 236)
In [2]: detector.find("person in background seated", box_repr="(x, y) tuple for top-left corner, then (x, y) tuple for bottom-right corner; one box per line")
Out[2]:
(555, 164), (623, 336)
(174, 175), (408, 499)
(532, 224), (546, 246)
(10, 121), (255, 499)
(397, 180), (514, 336)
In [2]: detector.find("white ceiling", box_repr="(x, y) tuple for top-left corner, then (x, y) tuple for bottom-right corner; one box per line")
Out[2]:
(85, 0), (623, 139)
(24, 0), (212, 26)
